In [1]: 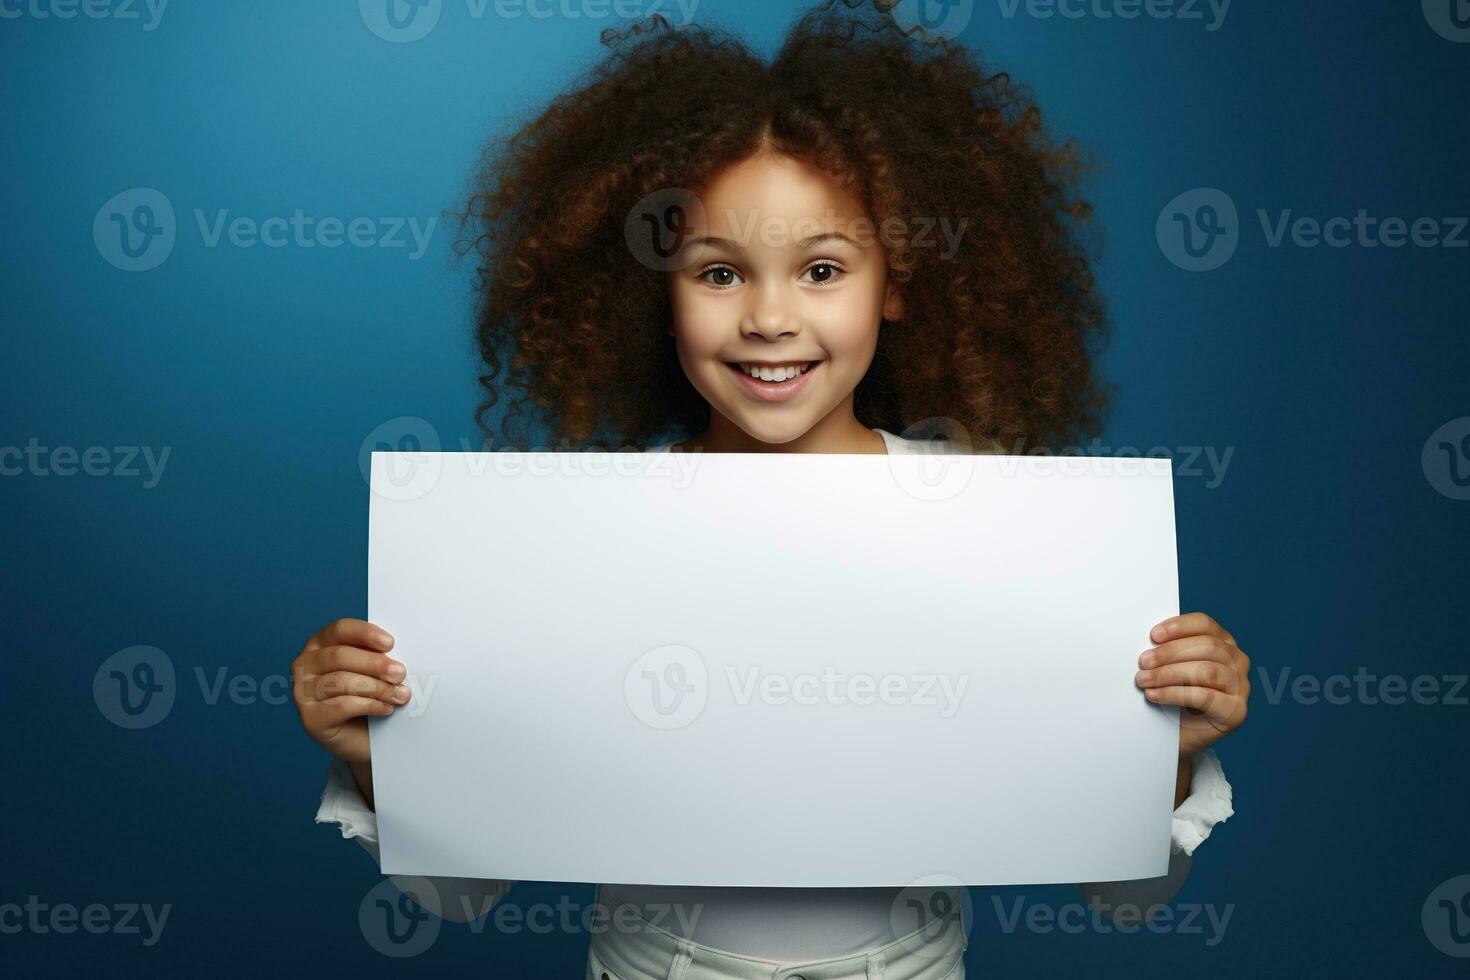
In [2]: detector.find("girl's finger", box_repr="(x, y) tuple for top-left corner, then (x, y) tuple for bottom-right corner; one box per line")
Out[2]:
(1139, 635), (1236, 669)
(1144, 684), (1242, 723)
(1135, 660), (1238, 694)
(1230, 645), (1252, 675)
(310, 618), (395, 654)
(304, 644), (406, 683)
(1149, 612), (1234, 645)
(309, 695), (396, 728)
(313, 671), (411, 705)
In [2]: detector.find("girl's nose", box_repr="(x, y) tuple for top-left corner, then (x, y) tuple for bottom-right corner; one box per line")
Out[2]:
(741, 294), (801, 341)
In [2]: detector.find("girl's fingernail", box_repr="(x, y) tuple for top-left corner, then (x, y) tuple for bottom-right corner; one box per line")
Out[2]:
(377, 632), (395, 649)
(392, 685), (411, 703)
(1151, 623), (1169, 642)
(1145, 689), (1160, 700)
(386, 662), (406, 682)
(1134, 670), (1150, 685)
(1139, 651), (1156, 668)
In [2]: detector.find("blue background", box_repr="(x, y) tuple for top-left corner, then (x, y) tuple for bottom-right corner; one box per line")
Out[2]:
(4, 0), (1468, 975)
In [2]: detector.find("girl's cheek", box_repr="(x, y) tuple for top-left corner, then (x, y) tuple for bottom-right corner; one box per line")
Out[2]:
(814, 295), (882, 361)
(667, 286), (724, 352)
(670, 319), (725, 368)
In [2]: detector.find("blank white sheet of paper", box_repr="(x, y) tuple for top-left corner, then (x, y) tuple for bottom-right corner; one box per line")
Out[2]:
(367, 449), (1180, 887)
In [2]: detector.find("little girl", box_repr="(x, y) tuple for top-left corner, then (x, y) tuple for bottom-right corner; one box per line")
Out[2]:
(293, 2), (1249, 976)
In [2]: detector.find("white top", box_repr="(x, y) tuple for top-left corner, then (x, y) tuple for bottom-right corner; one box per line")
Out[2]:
(315, 426), (1235, 960)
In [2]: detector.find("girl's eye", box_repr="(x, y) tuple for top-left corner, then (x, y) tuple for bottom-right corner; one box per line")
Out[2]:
(698, 266), (742, 289)
(802, 262), (846, 285)
(696, 262), (845, 288)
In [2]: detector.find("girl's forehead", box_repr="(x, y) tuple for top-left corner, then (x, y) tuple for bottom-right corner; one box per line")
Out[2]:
(698, 152), (870, 228)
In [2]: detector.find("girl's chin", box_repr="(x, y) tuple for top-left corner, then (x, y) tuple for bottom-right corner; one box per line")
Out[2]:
(722, 410), (822, 448)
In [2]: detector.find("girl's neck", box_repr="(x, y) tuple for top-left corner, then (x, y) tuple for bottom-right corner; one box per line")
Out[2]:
(678, 397), (887, 454)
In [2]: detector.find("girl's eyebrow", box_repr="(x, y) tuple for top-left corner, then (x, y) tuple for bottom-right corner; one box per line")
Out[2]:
(683, 231), (863, 251)
(684, 235), (745, 251)
(795, 231), (863, 249)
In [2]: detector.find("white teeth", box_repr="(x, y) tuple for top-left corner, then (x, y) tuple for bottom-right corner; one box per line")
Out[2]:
(741, 362), (809, 382)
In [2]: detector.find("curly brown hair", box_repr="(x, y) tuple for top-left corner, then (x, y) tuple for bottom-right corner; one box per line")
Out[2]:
(462, 0), (1109, 451)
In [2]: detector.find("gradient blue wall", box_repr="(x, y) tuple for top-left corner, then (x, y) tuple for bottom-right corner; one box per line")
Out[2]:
(4, 0), (1468, 975)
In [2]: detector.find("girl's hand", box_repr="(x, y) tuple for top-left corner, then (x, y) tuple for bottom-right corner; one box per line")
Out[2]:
(290, 618), (409, 764)
(1134, 612), (1251, 759)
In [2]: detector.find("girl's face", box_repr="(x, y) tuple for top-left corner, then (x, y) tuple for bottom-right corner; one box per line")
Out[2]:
(667, 151), (903, 447)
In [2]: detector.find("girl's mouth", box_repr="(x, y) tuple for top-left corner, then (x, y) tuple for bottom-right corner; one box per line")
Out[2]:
(724, 360), (821, 403)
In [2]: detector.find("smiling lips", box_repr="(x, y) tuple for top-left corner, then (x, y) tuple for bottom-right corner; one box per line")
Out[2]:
(725, 360), (821, 402)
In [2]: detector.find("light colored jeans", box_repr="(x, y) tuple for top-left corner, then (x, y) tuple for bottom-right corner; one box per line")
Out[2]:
(585, 884), (968, 980)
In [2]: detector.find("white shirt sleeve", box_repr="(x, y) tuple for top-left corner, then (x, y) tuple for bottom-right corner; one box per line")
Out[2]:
(1170, 746), (1234, 856)
(1078, 747), (1234, 912)
(315, 758), (516, 924)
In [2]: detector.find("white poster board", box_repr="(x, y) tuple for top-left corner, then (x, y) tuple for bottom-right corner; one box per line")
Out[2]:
(367, 449), (1180, 886)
